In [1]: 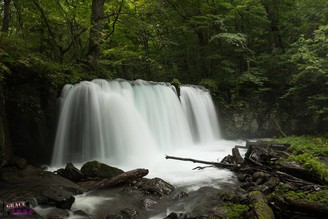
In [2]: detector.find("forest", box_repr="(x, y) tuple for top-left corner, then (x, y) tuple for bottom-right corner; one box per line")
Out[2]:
(0, 1), (328, 218)
(0, 0), (326, 161)
(0, 0), (327, 140)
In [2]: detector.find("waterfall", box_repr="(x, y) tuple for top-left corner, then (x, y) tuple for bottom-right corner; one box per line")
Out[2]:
(51, 79), (221, 166)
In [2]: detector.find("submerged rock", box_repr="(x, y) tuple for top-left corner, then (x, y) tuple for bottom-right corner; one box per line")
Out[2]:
(81, 160), (124, 179)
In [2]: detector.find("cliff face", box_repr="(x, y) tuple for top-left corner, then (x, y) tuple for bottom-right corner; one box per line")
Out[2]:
(3, 69), (59, 165)
(219, 105), (326, 139)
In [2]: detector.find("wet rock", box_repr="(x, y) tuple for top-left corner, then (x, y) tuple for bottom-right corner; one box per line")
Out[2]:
(252, 185), (272, 195)
(237, 173), (252, 182)
(164, 212), (178, 219)
(205, 207), (228, 219)
(40, 208), (70, 219)
(252, 171), (270, 185)
(140, 198), (157, 209)
(56, 163), (83, 182)
(105, 215), (124, 219)
(136, 178), (175, 196)
(265, 177), (280, 188)
(182, 187), (223, 215)
(0, 165), (82, 209)
(121, 208), (138, 218)
(253, 172), (270, 182)
(81, 161), (124, 179)
(42, 188), (75, 209)
(241, 182), (257, 191)
(73, 209), (91, 218)
(173, 191), (188, 200)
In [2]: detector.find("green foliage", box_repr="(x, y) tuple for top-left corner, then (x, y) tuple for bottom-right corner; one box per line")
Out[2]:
(284, 25), (328, 124)
(223, 204), (249, 219)
(171, 78), (181, 87)
(0, 0), (327, 136)
(273, 184), (328, 205)
(276, 136), (328, 156)
(276, 136), (328, 182)
(199, 79), (218, 92)
(288, 154), (328, 182)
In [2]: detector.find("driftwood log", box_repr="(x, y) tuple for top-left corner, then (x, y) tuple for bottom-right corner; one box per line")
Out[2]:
(95, 168), (149, 189)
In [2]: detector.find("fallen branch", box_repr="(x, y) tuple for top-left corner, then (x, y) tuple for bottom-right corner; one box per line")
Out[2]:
(192, 165), (213, 170)
(165, 155), (235, 170)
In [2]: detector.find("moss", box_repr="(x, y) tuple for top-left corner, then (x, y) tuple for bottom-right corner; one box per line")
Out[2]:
(275, 136), (328, 183)
(81, 160), (124, 178)
(171, 78), (181, 87)
(275, 136), (328, 156)
(272, 184), (328, 206)
(249, 191), (275, 219)
(223, 204), (249, 219)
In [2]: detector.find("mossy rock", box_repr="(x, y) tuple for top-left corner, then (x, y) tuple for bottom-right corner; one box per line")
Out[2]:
(80, 161), (124, 179)
(249, 191), (275, 219)
(223, 204), (249, 219)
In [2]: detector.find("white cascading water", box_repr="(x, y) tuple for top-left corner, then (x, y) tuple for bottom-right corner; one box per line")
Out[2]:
(51, 79), (221, 167)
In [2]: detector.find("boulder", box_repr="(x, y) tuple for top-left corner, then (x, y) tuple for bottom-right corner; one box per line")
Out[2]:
(56, 163), (83, 182)
(0, 165), (82, 210)
(81, 161), (124, 179)
(42, 188), (75, 209)
(136, 177), (175, 196)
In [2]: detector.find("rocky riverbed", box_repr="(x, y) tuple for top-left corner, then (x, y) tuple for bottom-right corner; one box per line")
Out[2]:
(1, 140), (328, 219)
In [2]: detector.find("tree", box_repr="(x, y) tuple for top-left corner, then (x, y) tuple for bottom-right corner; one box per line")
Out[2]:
(1, 0), (11, 32)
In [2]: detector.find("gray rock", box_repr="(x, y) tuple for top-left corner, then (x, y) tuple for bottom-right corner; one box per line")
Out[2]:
(105, 215), (124, 219)
(136, 178), (175, 196)
(55, 163), (83, 182)
(81, 161), (124, 179)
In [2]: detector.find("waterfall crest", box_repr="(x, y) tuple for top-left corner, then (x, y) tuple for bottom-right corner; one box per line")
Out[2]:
(51, 79), (221, 166)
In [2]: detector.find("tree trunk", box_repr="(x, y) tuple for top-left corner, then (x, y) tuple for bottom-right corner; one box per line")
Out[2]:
(1, 0), (11, 32)
(88, 0), (105, 65)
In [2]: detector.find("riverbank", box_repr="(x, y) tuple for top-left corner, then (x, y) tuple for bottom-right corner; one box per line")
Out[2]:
(0, 136), (327, 218)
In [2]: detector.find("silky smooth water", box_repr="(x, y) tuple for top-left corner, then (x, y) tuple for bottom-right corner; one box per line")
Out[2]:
(51, 79), (222, 167)
(44, 80), (243, 218)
